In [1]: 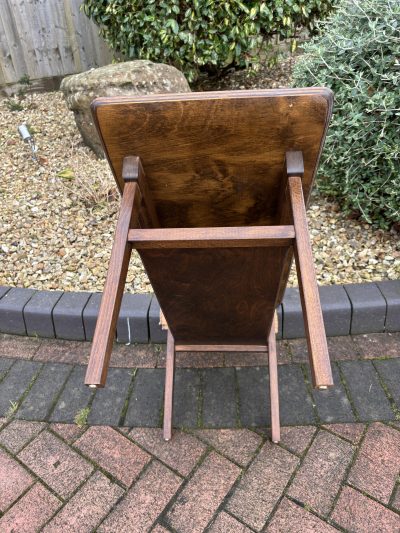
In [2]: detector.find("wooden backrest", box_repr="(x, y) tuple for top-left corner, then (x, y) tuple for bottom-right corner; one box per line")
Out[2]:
(92, 88), (333, 228)
(92, 89), (332, 345)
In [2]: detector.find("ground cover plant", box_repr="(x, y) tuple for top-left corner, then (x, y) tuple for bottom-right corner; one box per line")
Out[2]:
(82, 0), (335, 82)
(293, 0), (400, 230)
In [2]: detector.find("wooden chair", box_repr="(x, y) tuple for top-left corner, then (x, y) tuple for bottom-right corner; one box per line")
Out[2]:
(85, 88), (334, 442)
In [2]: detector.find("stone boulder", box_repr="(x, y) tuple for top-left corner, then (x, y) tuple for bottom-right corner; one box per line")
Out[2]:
(61, 60), (190, 157)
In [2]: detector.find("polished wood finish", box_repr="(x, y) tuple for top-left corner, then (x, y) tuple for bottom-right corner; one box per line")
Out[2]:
(85, 181), (140, 387)
(289, 173), (333, 388)
(268, 319), (280, 443)
(163, 330), (175, 441)
(128, 226), (295, 249)
(92, 88), (332, 229)
(84, 89), (334, 442)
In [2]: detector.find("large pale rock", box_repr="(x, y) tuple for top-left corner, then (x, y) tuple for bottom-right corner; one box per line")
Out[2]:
(61, 60), (190, 156)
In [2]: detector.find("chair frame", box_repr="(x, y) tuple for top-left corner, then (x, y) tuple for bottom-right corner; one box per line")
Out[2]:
(85, 150), (333, 442)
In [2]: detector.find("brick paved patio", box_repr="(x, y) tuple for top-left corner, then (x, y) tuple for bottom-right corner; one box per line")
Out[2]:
(0, 333), (399, 531)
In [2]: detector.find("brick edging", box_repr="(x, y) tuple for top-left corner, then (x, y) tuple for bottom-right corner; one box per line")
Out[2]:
(0, 281), (398, 343)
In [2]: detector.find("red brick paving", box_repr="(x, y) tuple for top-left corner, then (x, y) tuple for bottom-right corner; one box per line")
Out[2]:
(43, 471), (124, 533)
(0, 419), (45, 453)
(18, 430), (93, 498)
(0, 448), (33, 511)
(0, 482), (61, 532)
(322, 422), (366, 444)
(287, 430), (354, 516)
(0, 334), (41, 359)
(74, 426), (150, 487)
(129, 428), (207, 476)
(99, 461), (182, 533)
(208, 511), (253, 532)
(193, 428), (262, 466)
(166, 452), (240, 533)
(348, 422), (400, 504)
(353, 332), (400, 359)
(32, 339), (90, 364)
(266, 497), (337, 532)
(226, 441), (299, 531)
(331, 486), (400, 532)
(1, 420), (400, 531)
(278, 425), (316, 455)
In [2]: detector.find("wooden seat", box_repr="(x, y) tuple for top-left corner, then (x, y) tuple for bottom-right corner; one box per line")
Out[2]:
(85, 88), (334, 442)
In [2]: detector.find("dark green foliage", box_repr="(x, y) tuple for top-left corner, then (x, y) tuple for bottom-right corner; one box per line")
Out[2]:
(82, 0), (335, 82)
(293, 0), (400, 229)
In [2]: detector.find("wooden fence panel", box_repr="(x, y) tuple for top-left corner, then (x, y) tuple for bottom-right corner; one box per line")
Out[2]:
(0, 0), (113, 88)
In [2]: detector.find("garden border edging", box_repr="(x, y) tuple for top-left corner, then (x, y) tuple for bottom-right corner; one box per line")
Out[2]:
(0, 281), (398, 344)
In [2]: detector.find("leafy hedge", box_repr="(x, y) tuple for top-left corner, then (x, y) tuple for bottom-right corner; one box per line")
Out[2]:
(82, 0), (335, 82)
(293, 0), (400, 229)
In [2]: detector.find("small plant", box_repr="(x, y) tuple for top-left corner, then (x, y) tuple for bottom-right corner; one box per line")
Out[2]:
(82, 0), (336, 82)
(5, 400), (19, 419)
(74, 407), (90, 427)
(293, 0), (400, 230)
(5, 74), (35, 112)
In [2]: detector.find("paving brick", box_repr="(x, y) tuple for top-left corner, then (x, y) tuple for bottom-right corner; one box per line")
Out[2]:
(0, 482), (61, 532)
(0, 419), (46, 453)
(287, 430), (353, 516)
(0, 287), (35, 335)
(110, 343), (158, 368)
(43, 471), (124, 533)
(331, 486), (400, 532)
(50, 423), (86, 443)
(202, 368), (237, 428)
(290, 336), (359, 363)
(374, 358), (400, 409)
(24, 290), (63, 338)
(354, 332), (400, 359)
(227, 442), (298, 531)
(124, 368), (164, 427)
(209, 512), (253, 532)
(130, 428), (206, 476)
(18, 430), (93, 498)
(322, 423), (365, 444)
(278, 426), (316, 456)
(0, 359), (42, 417)
(149, 296), (167, 343)
(53, 291), (91, 341)
(0, 286), (10, 299)
(117, 293), (151, 343)
(16, 363), (71, 421)
(266, 497), (337, 532)
(282, 287), (303, 339)
(0, 357), (14, 378)
(33, 338), (90, 364)
(279, 365), (316, 425)
(194, 429), (262, 467)
(173, 368), (200, 427)
(99, 461), (182, 533)
(344, 282), (386, 334)
(0, 334), (41, 359)
(0, 448), (34, 511)
(339, 360), (395, 421)
(75, 426), (150, 487)
(225, 351), (268, 367)
(82, 292), (101, 341)
(176, 351), (224, 368)
(236, 367), (270, 427)
(50, 365), (93, 423)
(319, 284), (352, 336)
(152, 526), (171, 533)
(88, 367), (132, 426)
(348, 422), (400, 504)
(167, 452), (240, 533)
(310, 364), (355, 423)
(377, 280), (400, 332)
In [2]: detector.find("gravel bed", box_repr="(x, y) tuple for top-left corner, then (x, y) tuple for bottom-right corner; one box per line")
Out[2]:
(0, 75), (399, 294)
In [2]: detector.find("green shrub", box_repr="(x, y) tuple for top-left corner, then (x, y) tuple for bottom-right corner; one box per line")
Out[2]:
(293, 0), (400, 230)
(82, 0), (335, 82)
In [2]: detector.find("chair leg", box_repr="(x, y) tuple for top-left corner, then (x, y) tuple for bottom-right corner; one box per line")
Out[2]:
(268, 318), (280, 443)
(163, 330), (175, 441)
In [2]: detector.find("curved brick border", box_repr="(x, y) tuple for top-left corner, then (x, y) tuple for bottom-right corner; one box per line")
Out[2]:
(0, 281), (398, 343)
